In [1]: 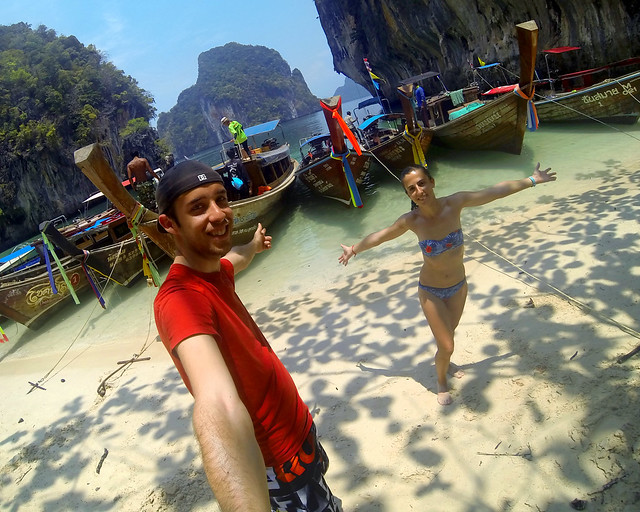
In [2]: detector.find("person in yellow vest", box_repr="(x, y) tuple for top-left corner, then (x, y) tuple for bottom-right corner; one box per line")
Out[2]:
(221, 116), (250, 160)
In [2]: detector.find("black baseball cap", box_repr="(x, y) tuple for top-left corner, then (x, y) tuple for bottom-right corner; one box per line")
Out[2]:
(155, 160), (224, 232)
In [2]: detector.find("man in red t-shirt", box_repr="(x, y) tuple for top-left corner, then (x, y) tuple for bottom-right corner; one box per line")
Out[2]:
(154, 160), (341, 512)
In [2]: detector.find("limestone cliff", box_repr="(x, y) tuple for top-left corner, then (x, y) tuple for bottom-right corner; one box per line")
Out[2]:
(314, 0), (640, 99)
(157, 43), (320, 157)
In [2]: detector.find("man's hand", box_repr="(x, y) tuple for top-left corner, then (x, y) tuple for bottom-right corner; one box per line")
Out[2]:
(252, 223), (272, 253)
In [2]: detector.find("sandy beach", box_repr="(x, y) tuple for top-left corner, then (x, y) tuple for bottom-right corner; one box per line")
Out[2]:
(1, 154), (639, 511)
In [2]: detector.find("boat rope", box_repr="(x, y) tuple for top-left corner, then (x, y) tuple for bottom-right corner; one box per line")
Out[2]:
(26, 242), (148, 394)
(129, 204), (161, 286)
(470, 235), (640, 343)
(533, 90), (640, 143)
(369, 152), (401, 182)
(402, 126), (428, 166)
(613, 77), (640, 105)
(513, 85), (539, 131)
(41, 231), (80, 304)
(330, 149), (363, 208)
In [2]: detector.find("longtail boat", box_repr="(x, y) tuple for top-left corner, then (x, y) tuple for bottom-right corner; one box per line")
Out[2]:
(296, 96), (372, 206)
(75, 124), (297, 253)
(0, 210), (164, 329)
(213, 120), (298, 243)
(356, 87), (433, 174)
(401, 20), (539, 155)
(534, 48), (640, 124)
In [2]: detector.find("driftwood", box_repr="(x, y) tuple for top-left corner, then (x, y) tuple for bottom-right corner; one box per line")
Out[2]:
(96, 448), (109, 474)
(477, 444), (532, 461)
(96, 354), (150, 397)
(617, 344), (640, 364)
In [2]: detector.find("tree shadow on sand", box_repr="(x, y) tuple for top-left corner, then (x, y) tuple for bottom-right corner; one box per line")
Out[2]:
(1, 164), (638, 511)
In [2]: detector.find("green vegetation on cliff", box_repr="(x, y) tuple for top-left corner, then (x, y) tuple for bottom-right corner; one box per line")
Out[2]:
(158, 42), (319, 157)
(0, 23), (157, 248)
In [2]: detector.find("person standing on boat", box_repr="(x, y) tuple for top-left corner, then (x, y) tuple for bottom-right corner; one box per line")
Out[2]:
(154, 159), (342, 512)
(414, 83), (428, 125)
(339, 163), (557, 406)
(221, 116), (251, 160)
(127, 151), (160, 210)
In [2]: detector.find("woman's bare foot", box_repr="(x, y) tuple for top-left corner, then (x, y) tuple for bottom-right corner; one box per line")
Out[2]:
(437, 382), (453, 405)
(448, 363), (465, 379)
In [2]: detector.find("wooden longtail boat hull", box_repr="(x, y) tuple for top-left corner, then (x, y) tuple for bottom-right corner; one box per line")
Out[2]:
(432, 20), (539, 155)
(534, 70), (640, 124)
(296, 153), (372, 205)
(0, 236), (164, 329)
(369, 129), (432, 170)
(296, 95), (373, 205)
(226, 157), (298, 243)
(76, 142), (297, 253)
(431, 92), (529, 154)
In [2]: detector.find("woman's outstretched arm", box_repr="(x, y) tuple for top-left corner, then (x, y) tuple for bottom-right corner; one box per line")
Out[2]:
(339, 214), (411, 266)
(455, 162), (557, 208)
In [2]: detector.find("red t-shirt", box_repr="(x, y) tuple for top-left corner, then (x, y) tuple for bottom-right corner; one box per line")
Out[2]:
(154, 259), (312, 466)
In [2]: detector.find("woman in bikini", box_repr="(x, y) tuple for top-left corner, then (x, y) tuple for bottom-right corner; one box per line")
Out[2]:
(339, 163), (556, 405)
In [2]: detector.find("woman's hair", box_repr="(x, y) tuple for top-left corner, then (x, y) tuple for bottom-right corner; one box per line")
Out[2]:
(400, 165), (433, 182)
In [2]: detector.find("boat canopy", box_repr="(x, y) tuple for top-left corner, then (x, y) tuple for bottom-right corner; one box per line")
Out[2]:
(356, 97), (380, 110)
(398, 71), (440, 86)
(244, 119), (280, 137)
(300, 133), (330, 147)
(358, 114), (387, 130)
(543, 46), (581, 54)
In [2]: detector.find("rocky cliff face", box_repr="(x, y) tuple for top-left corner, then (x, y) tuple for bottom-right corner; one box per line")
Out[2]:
(314, 0), (640, 99)
(157, 43), (320, 157)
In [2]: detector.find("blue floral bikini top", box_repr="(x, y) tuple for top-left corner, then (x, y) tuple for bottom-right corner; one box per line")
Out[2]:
(418, 228), (464, 257)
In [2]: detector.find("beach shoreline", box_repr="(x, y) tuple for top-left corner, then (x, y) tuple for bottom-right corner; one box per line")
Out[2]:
(1, 154), (639, 511)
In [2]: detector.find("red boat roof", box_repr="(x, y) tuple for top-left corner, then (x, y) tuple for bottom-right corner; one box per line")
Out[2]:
(543, 46), (581, 54)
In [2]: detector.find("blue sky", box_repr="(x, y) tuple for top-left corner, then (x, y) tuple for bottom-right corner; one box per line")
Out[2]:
(0, 0), (345, 118)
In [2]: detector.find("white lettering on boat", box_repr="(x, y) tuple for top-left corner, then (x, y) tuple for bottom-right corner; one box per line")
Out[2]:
(475, 112), (501, 131)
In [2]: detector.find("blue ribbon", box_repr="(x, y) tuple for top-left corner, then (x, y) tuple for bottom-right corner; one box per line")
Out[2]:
(331, 149), (363, 208)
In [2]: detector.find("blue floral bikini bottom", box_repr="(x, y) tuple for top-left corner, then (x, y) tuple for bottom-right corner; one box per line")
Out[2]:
(418, 278), (466, 300)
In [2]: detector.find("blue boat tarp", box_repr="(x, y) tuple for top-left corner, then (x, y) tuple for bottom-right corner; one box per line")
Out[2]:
(358, 114), (387, 130)
(0, 244), (35, 264)
(244, 119), (280, 137)
(448, 101), (484, 121)
(477, 62), (501, 69)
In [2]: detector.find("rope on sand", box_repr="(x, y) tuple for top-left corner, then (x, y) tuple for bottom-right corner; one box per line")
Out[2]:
(469, 236), (640, 357)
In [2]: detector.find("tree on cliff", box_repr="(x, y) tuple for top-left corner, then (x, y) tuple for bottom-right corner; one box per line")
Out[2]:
(0, 23), (158, 249)
(157, 42), (319, 157)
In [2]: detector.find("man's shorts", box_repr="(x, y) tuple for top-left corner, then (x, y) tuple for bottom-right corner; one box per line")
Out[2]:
(267, 423), (342, 512)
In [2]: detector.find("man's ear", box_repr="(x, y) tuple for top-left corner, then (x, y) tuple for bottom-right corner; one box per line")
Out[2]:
(158, 213), (177, 235)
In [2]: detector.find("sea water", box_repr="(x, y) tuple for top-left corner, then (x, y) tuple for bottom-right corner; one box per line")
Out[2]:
(1, 102), (639, 362)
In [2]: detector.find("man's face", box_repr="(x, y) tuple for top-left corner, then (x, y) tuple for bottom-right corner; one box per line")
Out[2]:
(163, 182), (234, 261)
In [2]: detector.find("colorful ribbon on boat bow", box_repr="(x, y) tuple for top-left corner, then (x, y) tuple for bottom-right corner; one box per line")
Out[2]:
(41, 231), (81, 304)
(129, 204), (161, 287)
(402, 126), (427, 167)
(513, 85), (539, 131)
(320, 98), (363, 156)
(331, 149), (363, 208)
(0, 325), (8, 343)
